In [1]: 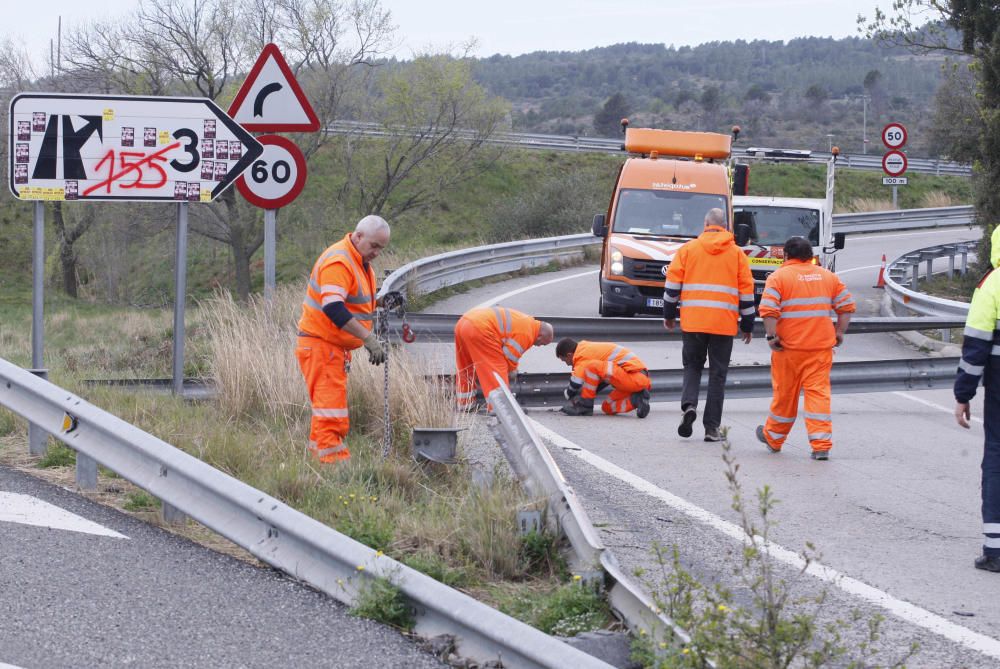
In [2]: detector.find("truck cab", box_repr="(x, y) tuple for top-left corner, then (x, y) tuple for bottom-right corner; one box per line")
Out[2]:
(592, 126), (734, 317)
(732, 152), (844, 300)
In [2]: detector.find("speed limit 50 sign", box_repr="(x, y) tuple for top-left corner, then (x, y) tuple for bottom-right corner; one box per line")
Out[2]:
(236, 134), (306, 209)
(882, 123), (907, 149)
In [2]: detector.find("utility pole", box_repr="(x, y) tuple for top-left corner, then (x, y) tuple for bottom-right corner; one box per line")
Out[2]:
(862, 94), (869, 155)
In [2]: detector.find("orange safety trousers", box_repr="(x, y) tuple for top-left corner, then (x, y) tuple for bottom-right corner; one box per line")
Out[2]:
(578, 361), (652, 415)
(454, 317), (511, 408)
(762, 348), (833, 454)
(295, 335), (351, 463)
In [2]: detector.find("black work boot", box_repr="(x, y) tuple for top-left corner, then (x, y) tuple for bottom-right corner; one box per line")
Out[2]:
(975, 554), (1000, 572)
(560, 399), (594, 416)
(678, 406), (697, 438)
(632, 389), (651, 419)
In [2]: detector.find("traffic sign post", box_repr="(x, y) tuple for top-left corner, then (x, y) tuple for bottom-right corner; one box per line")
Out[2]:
(8, 92), (261, 396)
(230, 43), (319, 302)
(881, 123), (908, 209)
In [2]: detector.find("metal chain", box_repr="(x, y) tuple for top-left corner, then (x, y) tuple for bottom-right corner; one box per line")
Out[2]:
(376, 307), (392, 458)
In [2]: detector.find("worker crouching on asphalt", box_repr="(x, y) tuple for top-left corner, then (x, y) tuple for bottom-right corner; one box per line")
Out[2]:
(454, 306), (554, 411)
(295, 215), (391, 464)
(555, 338), (651, 417)
(755, 236), (855, 460)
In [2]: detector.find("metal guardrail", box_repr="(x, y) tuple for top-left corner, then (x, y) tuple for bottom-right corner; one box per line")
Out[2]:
(489, 377), (695, 657)
(326, 121), (972, 176)
(0, 359), (613, 669)
(378, 209), (974, 308)
(884, 242), (975, 320)
(509, 357), (959, 407)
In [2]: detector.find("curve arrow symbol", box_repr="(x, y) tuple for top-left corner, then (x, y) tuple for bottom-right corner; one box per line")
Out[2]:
(254, 83), (283, 117)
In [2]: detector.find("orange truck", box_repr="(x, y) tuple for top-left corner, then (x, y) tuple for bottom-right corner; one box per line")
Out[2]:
(592, 126), (736, 317)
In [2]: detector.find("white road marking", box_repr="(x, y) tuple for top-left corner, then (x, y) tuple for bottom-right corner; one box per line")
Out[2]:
(0, 662), (26, 669)
(835, 263), (880, 275)
(475, 269), (599, 308)
(894, 391), (984, 425)
(856, 229), (980, 243)
(0, 492), (128, 539)
(529, 418), (1000, 661)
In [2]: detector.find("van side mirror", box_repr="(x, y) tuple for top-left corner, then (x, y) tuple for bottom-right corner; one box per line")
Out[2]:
(592, 214), (607, 237)
(833, 232), (846, 250)
(734, 223), (752, 247)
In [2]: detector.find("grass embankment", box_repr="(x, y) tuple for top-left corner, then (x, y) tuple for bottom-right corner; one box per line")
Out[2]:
(0, 285), (609, 637)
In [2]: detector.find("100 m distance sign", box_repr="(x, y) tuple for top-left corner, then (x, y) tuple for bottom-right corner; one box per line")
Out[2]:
(8, 93), (263, 202)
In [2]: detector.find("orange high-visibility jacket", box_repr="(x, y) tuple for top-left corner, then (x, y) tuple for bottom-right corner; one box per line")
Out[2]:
(758, 259), (856, 350)
(663, 226), (755, 336)
(297, 233), (376, 349)
(569, 341), (646, 392)
(460, 307), (541, 372)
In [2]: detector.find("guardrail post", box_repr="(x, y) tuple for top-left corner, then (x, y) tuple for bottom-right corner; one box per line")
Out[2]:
(925, 256), (934, 283)
(910, 263), (919, 291)
(960, 247), (969, 276)
(27, 368), (49, 456)
(941, 329), (951, 343)
(76, 451), (98, 490)
(161, 500), (187, 525)
(949, 253), (956, 278)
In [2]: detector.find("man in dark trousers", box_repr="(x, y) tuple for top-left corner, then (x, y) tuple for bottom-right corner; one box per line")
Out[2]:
(663, 208), (755, 442)
(954, 226), (1000, 572)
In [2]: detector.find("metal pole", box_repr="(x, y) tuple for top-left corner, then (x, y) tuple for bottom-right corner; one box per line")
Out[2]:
(172, 202), (188, 396)
(862, 97), (868, 155)
(29, 202), (48, 456)
(892, 185), (898, 209)
(264, 208), (276, 304)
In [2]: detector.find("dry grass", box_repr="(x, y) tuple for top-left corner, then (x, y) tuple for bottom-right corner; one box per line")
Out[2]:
(919, 190), (956, 209)
(842, 197), (895, 213)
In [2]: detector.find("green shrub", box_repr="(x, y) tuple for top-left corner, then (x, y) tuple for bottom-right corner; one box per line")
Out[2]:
(37, 443), (75, 468)
(123, 491), (160, 511)
(351, 577), (415, 631)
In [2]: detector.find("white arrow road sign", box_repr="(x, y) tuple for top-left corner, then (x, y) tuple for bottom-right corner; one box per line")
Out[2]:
(8, 93), (263, 202)
(228, 43), (320, 132)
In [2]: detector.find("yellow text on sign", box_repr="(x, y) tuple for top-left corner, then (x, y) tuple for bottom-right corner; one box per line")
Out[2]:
(750, 258), (784, 266)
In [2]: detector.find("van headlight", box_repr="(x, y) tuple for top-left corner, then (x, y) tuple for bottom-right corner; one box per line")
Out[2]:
(610, 248), (624, 275)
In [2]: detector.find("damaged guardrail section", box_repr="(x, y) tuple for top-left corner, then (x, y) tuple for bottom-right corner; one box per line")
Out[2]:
(0, 358), (614, 669)
(489, 376), (694, 657)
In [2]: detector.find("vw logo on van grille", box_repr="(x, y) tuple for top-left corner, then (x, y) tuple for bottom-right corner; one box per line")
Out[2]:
(661, 265), (668, 277)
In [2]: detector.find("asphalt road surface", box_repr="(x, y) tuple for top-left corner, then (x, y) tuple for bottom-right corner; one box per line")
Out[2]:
(0, 465), (444, 669)
(415, 226), (1000, 667)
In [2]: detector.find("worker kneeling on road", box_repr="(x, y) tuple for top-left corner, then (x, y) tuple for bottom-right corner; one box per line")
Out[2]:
(555, 338), (651, 418)
(295, 215), (391, 464)
(755, 236), (855, 460)
(454, 306), (554, 410)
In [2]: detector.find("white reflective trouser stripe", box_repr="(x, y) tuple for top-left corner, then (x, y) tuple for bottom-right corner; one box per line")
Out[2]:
(582, 382), (597, 391)
(990, 346), (1000, 356)
(313, 408), (349, 418)
(984, 523), (1000, 534)
(803, 411), (832, 421)
(456, 390), (476, 399)
(570, 375), (583, 385)
(985, 537), (1000, 548)
(314, 443), (347, 457)
(740, 305), (756, 315)
(809, 432), (833, 441)
(585, 371), (600, 380)
(769, 412), (795, 423)
(768, 430), (785, 441)
(740, 293), (753, 302)
(960, 359), (985, 375)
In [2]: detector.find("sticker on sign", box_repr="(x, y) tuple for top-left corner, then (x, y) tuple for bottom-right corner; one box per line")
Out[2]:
(881, 150), (908, 177)
(8, 93), (263, 202)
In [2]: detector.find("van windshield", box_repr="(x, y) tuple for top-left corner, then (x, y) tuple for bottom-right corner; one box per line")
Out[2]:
(733, 206), (820, 246)
(612, 189), (729, 237)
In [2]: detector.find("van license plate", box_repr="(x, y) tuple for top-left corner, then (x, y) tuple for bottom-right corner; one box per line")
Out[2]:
(646, 298), (664, 308)
(754, 284), (765, 295)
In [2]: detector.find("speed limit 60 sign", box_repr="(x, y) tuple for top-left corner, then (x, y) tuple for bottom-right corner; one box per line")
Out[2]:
(236, 134), (306, 209)
(882, 123), (907, 149)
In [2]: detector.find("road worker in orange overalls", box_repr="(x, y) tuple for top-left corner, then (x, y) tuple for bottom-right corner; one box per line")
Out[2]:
(755, 236), (855, 460)
(295, 215), (390, 464)
(454, 306), (554, 410)
(555, 338), (651, 418)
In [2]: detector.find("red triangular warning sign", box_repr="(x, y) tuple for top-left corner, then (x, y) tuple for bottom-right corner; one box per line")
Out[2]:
(229, 43), (320, 132)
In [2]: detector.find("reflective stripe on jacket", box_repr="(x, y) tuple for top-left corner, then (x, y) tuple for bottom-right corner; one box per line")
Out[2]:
(569, 341), (647, 393)
(663, 225), (755, 336)
(458, 306), (541, 373)
(757, 259), (855, 350)
(297, 233), (376, 349)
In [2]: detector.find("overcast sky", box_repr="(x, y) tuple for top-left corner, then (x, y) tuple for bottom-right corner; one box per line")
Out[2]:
(12, 0), (898, 68)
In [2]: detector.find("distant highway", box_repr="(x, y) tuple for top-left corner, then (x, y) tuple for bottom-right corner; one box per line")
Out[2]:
(324, 120), (971, 177)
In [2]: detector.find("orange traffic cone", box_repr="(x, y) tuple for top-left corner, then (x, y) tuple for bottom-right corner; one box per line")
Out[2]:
(873, 254), (887, 288)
